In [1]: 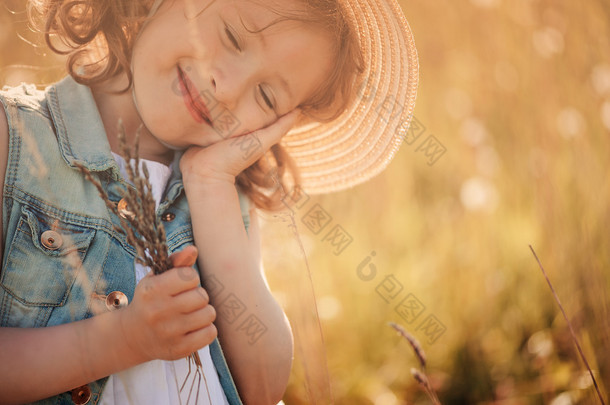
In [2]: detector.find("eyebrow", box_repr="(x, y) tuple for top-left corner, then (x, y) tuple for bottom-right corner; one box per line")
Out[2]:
(239, 14), (295, 112)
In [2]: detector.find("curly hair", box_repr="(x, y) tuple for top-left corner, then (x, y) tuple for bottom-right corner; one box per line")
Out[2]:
(27, 0), (364, 211)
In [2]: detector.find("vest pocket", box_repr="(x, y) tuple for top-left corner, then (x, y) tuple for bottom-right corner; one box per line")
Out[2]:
(1, 207), (96, 306)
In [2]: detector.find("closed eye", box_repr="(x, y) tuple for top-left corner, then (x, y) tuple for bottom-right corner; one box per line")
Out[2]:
(258, 85), (275, 110)
(225, 26), (241, 51)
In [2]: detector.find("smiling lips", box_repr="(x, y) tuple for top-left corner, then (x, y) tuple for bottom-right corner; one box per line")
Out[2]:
(177, 66), (213, 127)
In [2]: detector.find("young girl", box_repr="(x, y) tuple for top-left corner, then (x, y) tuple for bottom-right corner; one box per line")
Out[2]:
(0, 0), (418, 403)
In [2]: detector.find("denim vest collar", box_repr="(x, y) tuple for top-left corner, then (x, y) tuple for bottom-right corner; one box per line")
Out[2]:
(47, 76), (122, 179)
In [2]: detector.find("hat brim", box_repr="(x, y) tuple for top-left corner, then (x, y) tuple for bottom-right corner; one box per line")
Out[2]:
(280, 0), (419, 195)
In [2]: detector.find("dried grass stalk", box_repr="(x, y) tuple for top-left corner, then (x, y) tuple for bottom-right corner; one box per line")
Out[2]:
(389, 321), (427, 368)
(529, 245), (606, 405)
(389, 322), (441, 404)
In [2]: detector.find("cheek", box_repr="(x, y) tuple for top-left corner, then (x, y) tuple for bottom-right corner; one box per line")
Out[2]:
(185, 22), (219, 59)
(232, 105), (275, 136)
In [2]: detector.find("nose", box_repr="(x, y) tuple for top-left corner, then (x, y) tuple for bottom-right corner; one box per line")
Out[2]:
(210, 62), (257, 110)
(210, 74), (243, 111)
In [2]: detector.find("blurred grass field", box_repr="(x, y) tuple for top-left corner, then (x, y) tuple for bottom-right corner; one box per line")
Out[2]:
(2, 0), (610, 403)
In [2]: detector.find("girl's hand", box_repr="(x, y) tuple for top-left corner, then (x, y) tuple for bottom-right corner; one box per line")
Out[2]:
(180, 109), (300, 186)
(118, 246), (216, 362)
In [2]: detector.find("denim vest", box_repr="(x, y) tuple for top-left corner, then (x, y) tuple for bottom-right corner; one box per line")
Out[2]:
(0, 76), (247, 405)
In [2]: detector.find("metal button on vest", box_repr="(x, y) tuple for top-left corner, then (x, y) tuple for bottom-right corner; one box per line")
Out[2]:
(117, 198), (135, 220)
(41, 230), (63, 250)
(106, 291), (128, 311)
(70, 384), (91, 404)
(162, 212), (176, 222)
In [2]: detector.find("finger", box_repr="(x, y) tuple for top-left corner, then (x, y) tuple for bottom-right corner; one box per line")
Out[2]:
(236, 109), (300, 167)
(181, 305), (217, 333)
(150, 266), (200, 296)
(256, 109), (300, 149)
(172, 286), (210, 313)
(169, 245), (198, 268)
(165, 304), (216, 337)
(182, 324), (218, 353)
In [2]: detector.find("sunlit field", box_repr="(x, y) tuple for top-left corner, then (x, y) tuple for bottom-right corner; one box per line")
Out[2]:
(1, 0), (609, 403)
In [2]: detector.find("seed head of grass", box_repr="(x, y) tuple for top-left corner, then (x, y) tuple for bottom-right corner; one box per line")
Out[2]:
(389, 321), (427, 368)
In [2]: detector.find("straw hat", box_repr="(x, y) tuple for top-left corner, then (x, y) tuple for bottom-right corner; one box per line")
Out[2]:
(282, 0), (419, 195)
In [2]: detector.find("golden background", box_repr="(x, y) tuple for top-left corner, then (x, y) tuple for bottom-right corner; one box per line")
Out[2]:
(1, 0), (609, 403)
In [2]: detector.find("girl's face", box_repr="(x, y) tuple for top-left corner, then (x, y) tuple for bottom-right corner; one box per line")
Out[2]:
(131, 0), (334, 150)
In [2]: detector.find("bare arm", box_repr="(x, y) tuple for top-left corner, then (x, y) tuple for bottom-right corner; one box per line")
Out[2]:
(184, 180), (294, 405)
(0, 309), (143, 404)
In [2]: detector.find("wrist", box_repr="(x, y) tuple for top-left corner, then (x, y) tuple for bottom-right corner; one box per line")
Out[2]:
(179, 155), (236, 187)
(182, 170), (237, 193)
(114, 308), (149, 365)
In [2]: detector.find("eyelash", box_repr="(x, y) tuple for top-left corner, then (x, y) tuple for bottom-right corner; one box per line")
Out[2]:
(258, 85), (274, 110)
(224, 23), (276, 112)
(225, 26), (241, 51)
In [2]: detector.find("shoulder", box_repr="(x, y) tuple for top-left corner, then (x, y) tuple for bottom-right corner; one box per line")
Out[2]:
(0, 88), (9, 262)
(0, 82), (51, 133)
(0, 91), (8, 144)
(0, 89), (9, 134)
(0, 82), (46, 109)
(0, 88), (8, 163)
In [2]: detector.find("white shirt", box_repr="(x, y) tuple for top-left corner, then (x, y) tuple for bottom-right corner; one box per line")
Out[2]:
(100, 153), (229, 405)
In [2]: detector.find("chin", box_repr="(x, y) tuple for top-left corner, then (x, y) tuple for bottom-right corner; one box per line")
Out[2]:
(156, 137), (187, 151)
